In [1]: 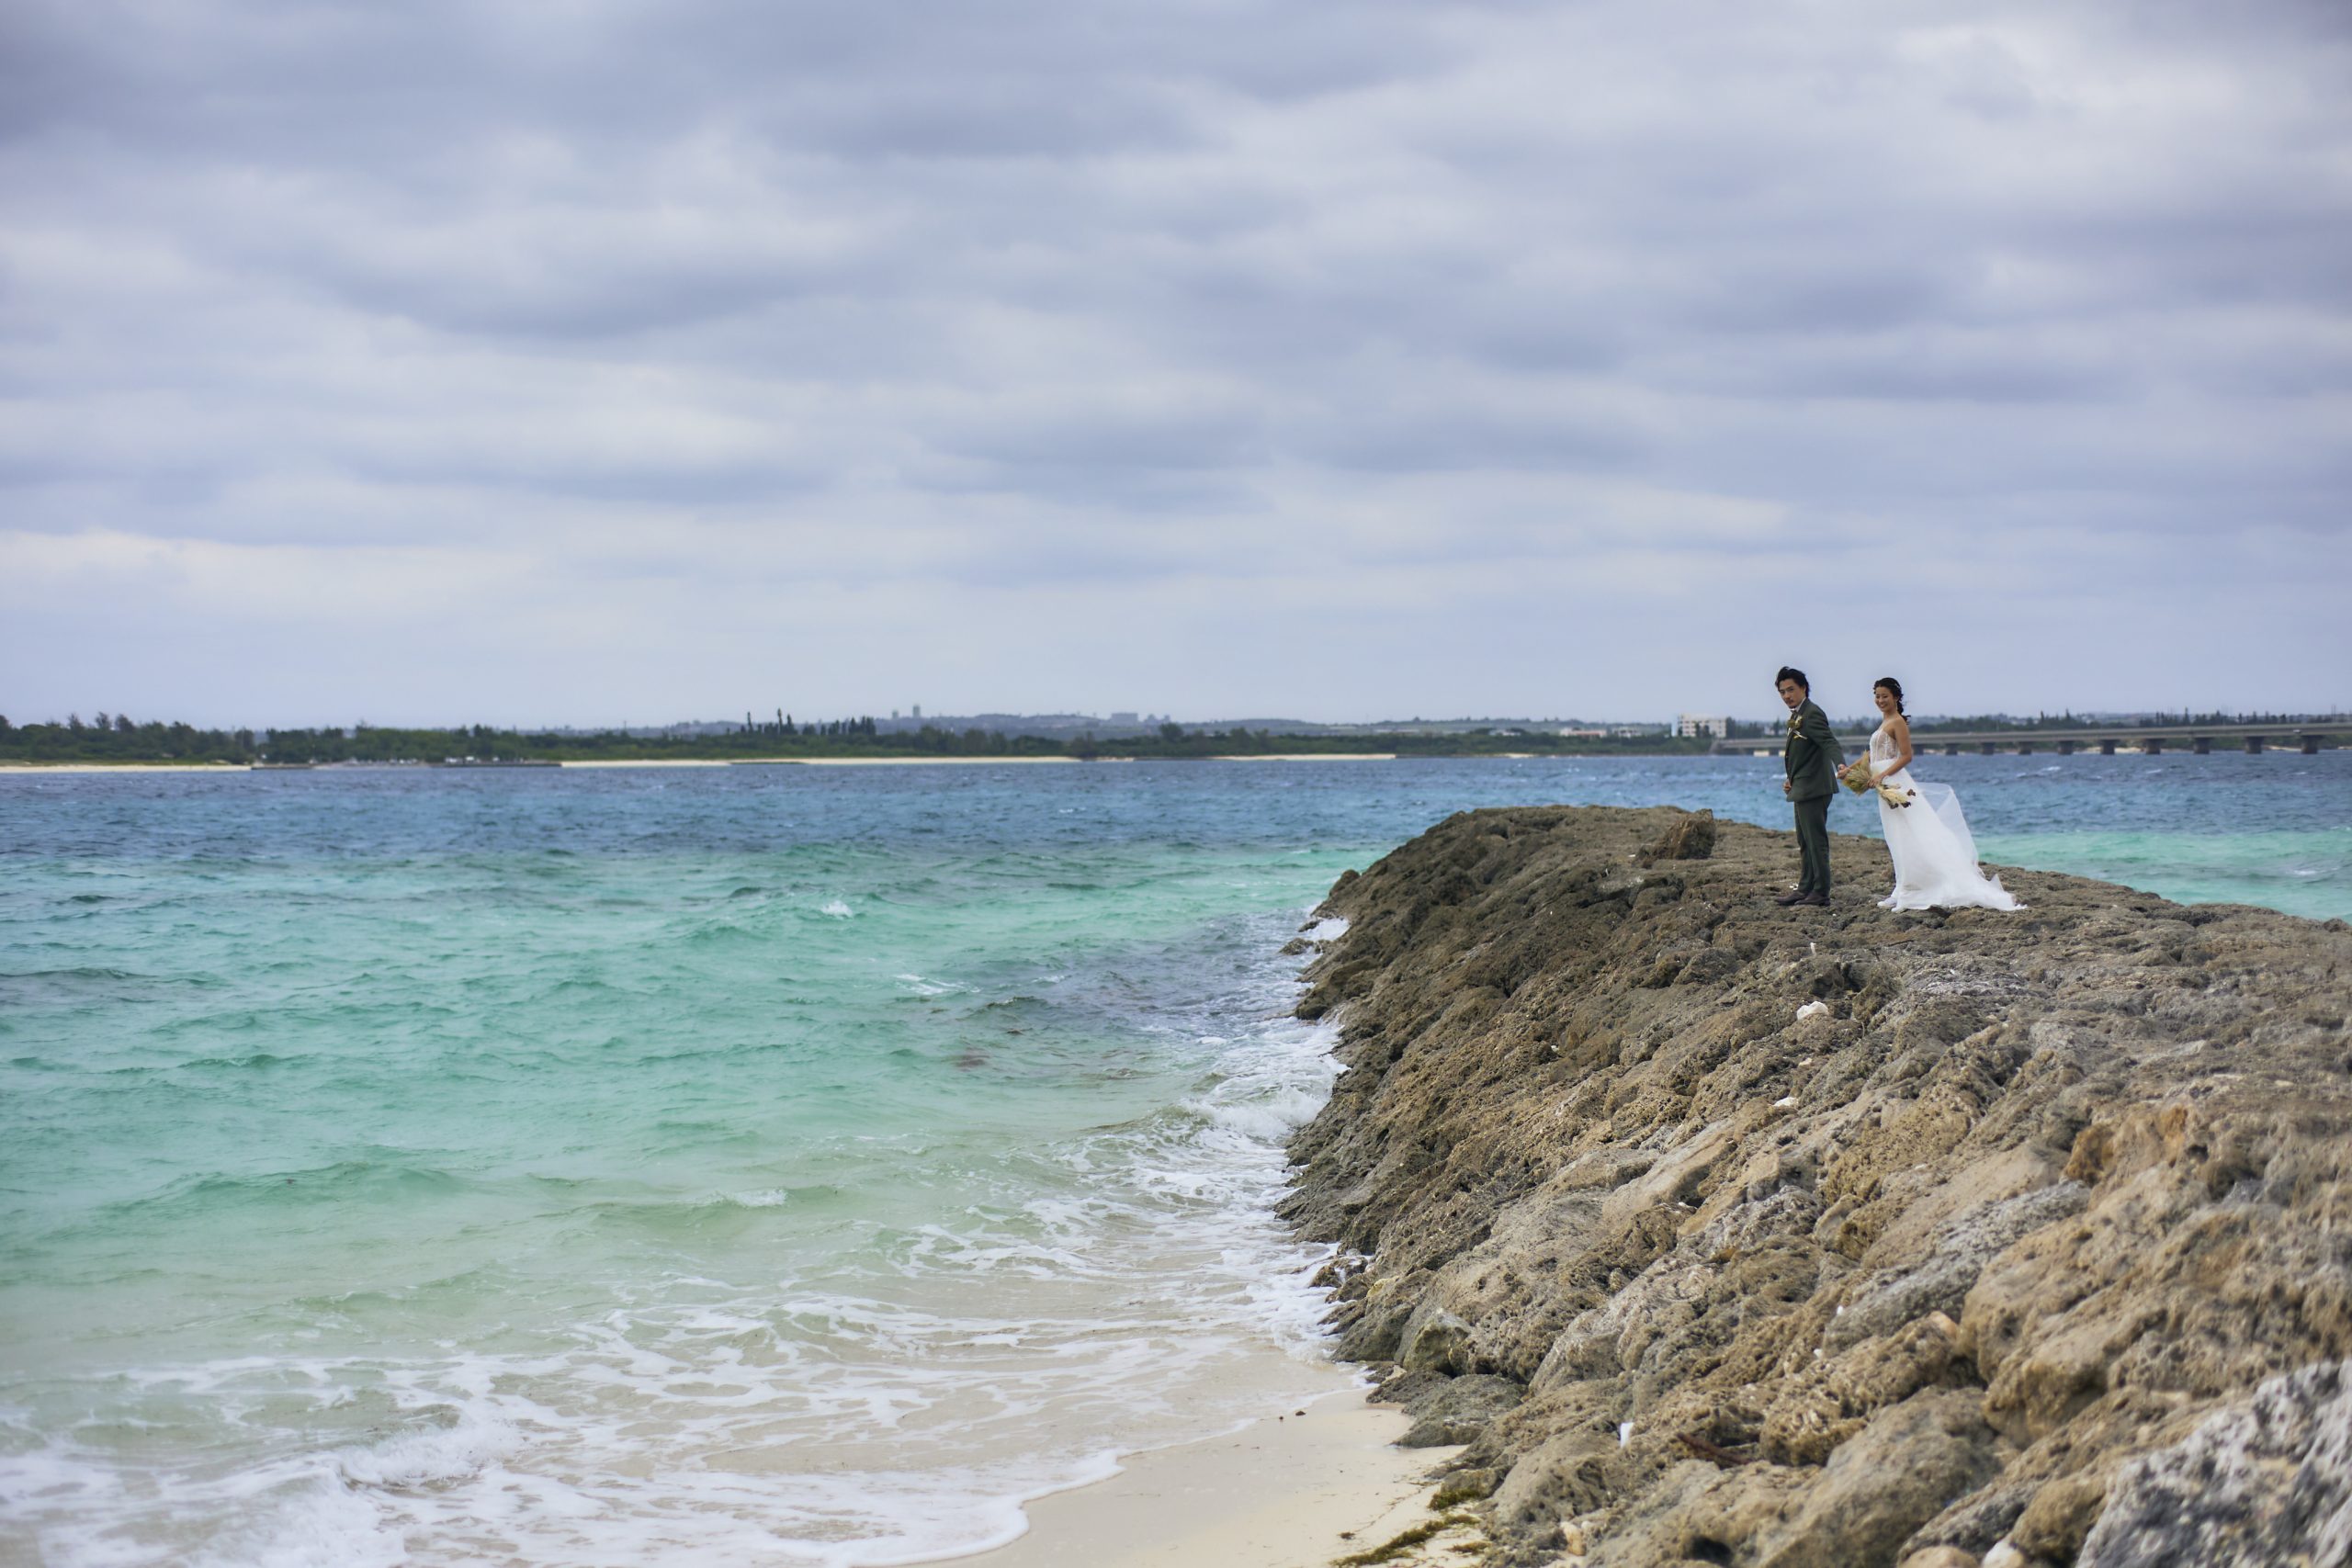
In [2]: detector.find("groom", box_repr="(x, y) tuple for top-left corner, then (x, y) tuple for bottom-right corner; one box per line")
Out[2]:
(1776, 666), (1843, 907)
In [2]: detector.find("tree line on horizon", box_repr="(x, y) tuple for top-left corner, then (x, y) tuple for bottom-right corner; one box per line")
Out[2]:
(0, 712), (1718, 763)
(1844, 709), (2344, 734)
(5, 708), (2338, 765)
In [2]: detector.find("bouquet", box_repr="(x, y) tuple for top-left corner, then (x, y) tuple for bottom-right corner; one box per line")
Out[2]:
(1841, 757), (1915, 808)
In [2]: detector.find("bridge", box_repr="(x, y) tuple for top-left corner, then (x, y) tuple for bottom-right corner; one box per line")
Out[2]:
(1711, 719), (2352, 759)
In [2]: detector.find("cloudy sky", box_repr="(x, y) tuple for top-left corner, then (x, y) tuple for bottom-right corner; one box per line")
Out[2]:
(4, 0), (2347, 728)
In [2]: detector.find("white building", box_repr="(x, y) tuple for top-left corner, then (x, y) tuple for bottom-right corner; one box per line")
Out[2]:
(1676, 714), (1731, 739)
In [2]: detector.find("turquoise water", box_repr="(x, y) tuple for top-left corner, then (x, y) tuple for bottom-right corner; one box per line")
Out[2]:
(4, 755), (2346, 1564)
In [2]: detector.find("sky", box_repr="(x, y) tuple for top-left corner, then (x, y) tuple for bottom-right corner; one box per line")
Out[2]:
(3, 0), (2348, 728)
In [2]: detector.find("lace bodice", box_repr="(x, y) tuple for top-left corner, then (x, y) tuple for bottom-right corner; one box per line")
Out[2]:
(1871, 725), (1895, 761)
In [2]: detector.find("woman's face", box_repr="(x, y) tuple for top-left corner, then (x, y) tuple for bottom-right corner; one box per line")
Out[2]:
(1873, 684), (1896, 716)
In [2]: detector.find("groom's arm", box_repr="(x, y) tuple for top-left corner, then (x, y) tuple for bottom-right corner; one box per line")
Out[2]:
(1801, 705), (1842, 766)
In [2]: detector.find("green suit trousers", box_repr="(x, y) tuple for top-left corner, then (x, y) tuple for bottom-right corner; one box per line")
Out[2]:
(1793, 795), (1831, 894)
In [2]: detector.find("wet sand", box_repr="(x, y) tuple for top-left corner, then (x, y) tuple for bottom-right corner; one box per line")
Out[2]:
(946, 1388), (1453, 1568)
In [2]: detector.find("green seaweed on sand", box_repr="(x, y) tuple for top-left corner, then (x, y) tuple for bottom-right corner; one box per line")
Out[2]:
(1332, 1512), (1477, 1566)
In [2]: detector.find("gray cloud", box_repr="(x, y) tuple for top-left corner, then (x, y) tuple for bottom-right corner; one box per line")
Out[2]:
(2, 0), (2347, 725)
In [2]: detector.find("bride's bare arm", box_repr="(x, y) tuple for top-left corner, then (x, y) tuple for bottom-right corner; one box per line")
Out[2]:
(1889, 716), (1914, 773)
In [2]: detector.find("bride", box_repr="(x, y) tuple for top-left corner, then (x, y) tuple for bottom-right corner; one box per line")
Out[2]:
(1863, 678), (2022, 911)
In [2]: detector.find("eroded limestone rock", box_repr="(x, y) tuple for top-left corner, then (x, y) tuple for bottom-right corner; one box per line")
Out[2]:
(1283, 807), (2352, 1567)
(1638, 808), (1717, 865)
(1751, 1389), (2003, 1568)
(2077, 1359), (2352, 1568)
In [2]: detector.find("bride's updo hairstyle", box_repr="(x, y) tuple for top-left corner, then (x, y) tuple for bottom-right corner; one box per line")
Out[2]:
(1874, 677), (1906, 716)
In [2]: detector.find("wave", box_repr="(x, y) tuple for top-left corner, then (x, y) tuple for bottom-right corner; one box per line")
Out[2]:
(167, 1051), (299, 1071)
(699, 1184), (844, 1209)
(334, 1409), (516, 1490)
(0, 964), (150, 984)
(102, 1158), (470, 1221)
(894, 974), (967, 997)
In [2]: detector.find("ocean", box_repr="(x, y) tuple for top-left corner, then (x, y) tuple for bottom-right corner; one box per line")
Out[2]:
(4, 754), (2346, 1565)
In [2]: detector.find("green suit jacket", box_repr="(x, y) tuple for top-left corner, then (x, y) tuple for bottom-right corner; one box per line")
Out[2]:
(1784, 700), (1845, 801)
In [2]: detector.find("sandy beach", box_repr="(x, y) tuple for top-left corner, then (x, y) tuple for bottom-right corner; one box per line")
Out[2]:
(0, 762), (253, 773)
(741, 755), (1091, 766)
(950, 1388), (1462, 1568)
(556, 758), (732, 768)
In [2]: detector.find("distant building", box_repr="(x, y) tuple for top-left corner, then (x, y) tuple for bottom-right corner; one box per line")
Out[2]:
(1677, 714), (1731, 739)
(1110, 712), (1138, 725)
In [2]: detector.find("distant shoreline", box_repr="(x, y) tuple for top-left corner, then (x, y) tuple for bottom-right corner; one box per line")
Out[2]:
(9, 746), (2338, 774)
(0, 762), (255, 773)
(0, 751), (1557, 773)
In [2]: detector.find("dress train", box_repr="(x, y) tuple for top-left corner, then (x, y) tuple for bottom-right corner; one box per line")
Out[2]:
(1869, 726), (2021, 912)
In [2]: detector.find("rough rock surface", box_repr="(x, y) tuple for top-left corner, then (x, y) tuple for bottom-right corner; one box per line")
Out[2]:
(2077, 1358), (2352, 1568)
(1284, 806), (2352, 1567)
(1375, 1369), (1530, 1447)
(1639, 809), (1717, 866)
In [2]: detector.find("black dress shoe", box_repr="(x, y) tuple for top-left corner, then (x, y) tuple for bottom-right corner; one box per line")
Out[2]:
(1796, 892), (1830, 907)
(1775, 889), (1811, 906)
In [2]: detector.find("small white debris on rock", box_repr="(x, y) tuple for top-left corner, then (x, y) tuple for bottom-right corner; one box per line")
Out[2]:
(1617, 1422), (1634, 1447)
(1796, 1000), (1830, 1021)
(1773, 1096), (1796, 1108)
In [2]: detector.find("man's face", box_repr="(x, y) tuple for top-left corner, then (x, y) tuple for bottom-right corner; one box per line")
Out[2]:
(1778, 679), (1806, 711)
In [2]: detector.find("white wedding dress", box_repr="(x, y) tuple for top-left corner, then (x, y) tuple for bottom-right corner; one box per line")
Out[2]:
(1870, 726), (2022, 911)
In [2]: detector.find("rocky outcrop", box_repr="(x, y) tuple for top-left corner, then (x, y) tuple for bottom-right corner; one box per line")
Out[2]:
(2076, 1359), (2352, 1568)
(1285, 806), (2352, 1568)
(1638, 809), (1717, 866)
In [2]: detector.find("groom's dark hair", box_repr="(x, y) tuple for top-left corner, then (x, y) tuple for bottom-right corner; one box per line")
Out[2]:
(1776, 666), (1809, 692)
